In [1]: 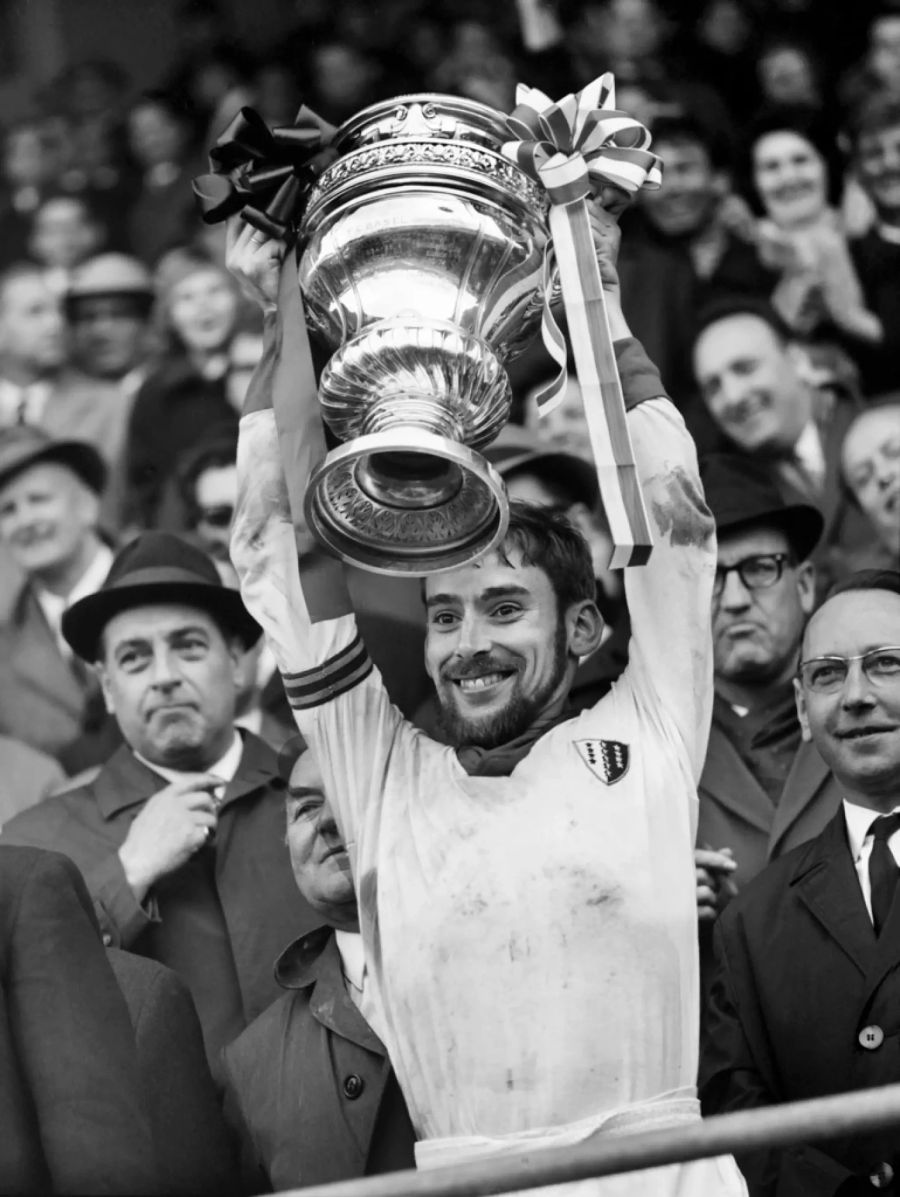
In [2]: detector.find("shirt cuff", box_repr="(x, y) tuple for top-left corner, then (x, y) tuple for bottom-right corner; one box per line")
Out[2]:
(88, 853), (160, 948)
(614, 337), (667, 410)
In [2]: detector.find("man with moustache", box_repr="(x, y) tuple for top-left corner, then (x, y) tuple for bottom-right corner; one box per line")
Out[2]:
(0, 531), (315, 1075)
(701, 571), (900, 1194)
(222, 745), (416, 1192)
(226, 208), (746, 1195)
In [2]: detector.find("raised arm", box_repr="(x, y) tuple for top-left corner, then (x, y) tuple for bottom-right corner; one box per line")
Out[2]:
(594, 210), (717, 776)
(226, 222), (413, 851)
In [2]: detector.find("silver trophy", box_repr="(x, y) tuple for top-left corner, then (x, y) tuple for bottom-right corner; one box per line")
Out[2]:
(297, 94), (548, 575)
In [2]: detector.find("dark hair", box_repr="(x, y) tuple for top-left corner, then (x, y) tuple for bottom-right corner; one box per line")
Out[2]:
(692, 294), (794, 350)
(845, 91), (900, 151)
(648, 114), (733, 172)
(176, 426), (238, 510)
(742, 104), (844, 213)
(496, 501), (596, 615)
(824, 569), (900, 604)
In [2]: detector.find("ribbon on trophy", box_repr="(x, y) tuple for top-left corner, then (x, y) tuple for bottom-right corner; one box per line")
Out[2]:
(502, 74), (662, 568)
(193, 105), (353, 622)
(193, 104), (337, 240)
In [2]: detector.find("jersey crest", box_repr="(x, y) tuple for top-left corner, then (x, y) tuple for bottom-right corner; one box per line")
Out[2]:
(574, 739), (630, 785)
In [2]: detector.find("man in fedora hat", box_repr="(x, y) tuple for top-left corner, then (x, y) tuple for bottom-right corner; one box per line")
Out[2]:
(1, 529), (316, 1074)
(0, 424), (113, 764)
(695, 453), (842, 936)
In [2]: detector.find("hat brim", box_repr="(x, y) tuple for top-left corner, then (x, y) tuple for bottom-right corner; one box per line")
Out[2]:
(0, 441), (107, 496)
(718, 503), (825, 562)
(62, 580), (262, 662)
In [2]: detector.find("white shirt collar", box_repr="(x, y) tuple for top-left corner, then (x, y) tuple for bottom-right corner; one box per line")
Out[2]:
(0, 377), (52, 426)
(234, 706), (262, 736)
(843, 798), (900, 862)
(134, 728), (244, 789)
(793, 420), (826, 486)
(335, 929), (366, 994)
(34, 542), (114, 655)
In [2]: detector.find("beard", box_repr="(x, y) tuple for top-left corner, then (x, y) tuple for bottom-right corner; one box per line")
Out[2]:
(437, 620), (569, 750)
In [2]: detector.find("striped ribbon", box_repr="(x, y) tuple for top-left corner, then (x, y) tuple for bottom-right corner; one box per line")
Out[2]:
(502, 74), (661, 567)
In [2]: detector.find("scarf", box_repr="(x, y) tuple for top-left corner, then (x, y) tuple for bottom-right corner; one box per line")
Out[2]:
(455, 709), (576, 777)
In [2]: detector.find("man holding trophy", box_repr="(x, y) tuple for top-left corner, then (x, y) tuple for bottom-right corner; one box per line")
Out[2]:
(219, 82), (746, 1195)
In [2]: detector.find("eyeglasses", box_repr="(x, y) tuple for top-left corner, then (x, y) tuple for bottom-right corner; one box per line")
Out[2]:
(713, 553), (790, 599)
(797, 647), (900, 693)
(195, 504), (234, 529)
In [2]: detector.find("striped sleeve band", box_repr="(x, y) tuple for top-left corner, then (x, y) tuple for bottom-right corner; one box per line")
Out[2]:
(281, 632), (373, 709)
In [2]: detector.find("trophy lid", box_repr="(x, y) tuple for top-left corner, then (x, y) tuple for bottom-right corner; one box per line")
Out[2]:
(333, 93), (512, 154)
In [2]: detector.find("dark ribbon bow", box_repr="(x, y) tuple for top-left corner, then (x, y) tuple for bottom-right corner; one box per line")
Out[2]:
(192, 104), (338, 242)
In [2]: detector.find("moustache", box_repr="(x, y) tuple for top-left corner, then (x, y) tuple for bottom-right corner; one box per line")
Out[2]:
(441, 658), (516, 683)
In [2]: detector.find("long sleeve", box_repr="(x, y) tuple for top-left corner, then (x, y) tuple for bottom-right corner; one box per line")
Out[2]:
(612, 339), (717, 779)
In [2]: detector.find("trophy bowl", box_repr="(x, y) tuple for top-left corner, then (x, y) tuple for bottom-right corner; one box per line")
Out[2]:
(297, 93), (549, 575)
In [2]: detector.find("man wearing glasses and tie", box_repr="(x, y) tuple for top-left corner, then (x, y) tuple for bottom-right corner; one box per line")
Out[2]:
(701, 569), (900, 1195)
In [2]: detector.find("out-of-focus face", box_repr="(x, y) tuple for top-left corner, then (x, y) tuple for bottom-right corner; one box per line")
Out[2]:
(0, 462), (99, 579)
(640, 139), (723, 237)
(168, 268), (238, 354)
(693, 313), (810, 454)
(193, 463), (237, 562)
(842, 406), (900, 556)
(752, 129), (828, 228)
(601, 0), (665, 61)
(128, 102), (185, 169)
(30, 198), (100, 271)
(3, 126), (50, 188)
(0, 274), (66, 374)
(311, 44), (376, 117)
(424, 548), (573, 749)
(796, 589), (900, 804)
(855, 120), (900, 223)
(69, 295), (148, 378)
(870, 16), (900, 89)
(758, 47), (818, 107)
(285, 751), (357, 928)
(713, 525), (814, 687)
(98, 603), (241, 768)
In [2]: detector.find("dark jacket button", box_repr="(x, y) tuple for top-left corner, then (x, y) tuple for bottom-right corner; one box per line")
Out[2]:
(343, 1074), (364, 1100)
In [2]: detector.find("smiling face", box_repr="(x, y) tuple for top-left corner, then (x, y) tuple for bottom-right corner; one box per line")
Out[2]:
(167, 268), (238, 355)
(795, 589), (900, 807)
(98, 603), (241, 769)
(752, 129), (828, 228)
(0, 461), (100, 581)
(285, 751), (358, 929)
(713, 525), (815, 688)
(640, 138), (724, 238)
(424, 548), (579, 749)
(842, 406), (900, 555)
(855, 119), (900, 224)
(693, 313), (811, 454)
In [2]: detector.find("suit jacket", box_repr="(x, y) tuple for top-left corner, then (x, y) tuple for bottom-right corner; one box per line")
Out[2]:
(222, 926), (416, 1194)
(698, 716), (843, 894)
(700, 811), (900, 1195)
(107, 949), (237, 1195)
(0, 845), (158, 1194)
(0, 580), (97, 761)
(0, 731), (318, 1074)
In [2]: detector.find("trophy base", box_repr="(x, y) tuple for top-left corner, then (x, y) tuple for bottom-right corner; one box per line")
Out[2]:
(305, 429), (509, 575)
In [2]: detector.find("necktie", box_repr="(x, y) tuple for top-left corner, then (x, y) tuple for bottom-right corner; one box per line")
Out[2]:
(867, 813), (900, 936)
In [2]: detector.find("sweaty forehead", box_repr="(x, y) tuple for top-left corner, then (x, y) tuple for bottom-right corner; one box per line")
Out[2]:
(104, 602), (221, 646)
(694, 314), (780, 372)
(289, 750), (325, 793)
(803, 590), (900, 658)
(717, 524), (792, 564)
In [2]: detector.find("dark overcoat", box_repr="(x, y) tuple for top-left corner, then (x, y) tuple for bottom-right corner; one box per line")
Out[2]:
(222, 925), (416, 1194)
(700, 810), (900, 1195)
(0, 731), (317, 1072)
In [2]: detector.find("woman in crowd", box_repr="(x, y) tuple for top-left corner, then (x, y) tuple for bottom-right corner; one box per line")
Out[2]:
(122, 250), (247, 532)
(742, 107), (881, 348)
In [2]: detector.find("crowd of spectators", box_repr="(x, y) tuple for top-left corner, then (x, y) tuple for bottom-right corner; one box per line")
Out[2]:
(0, 0), (899, 1193)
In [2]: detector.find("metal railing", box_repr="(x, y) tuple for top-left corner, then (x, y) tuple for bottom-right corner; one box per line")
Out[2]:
(282, 1085), (900, 1197)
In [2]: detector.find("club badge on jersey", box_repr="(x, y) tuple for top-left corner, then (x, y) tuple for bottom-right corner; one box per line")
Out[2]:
(574, 739), (630, 785)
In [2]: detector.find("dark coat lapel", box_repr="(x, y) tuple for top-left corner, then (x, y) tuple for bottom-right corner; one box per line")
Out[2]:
(92, 744), (166, 819)
(700, 722), (773, 836)
(790, 810), (875, 977)
(8, 587), (86, 717)
(769, 738), (834, 858)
